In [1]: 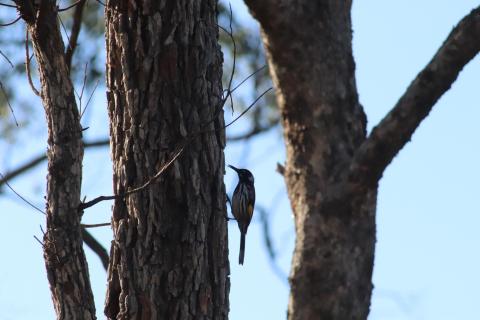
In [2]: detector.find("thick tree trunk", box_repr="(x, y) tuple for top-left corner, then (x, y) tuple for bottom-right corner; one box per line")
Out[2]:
(14, 1), (96, 319)
(245, 1), (480, 319)
(104, 1), (229, 319)
(245, 1), (374, 319)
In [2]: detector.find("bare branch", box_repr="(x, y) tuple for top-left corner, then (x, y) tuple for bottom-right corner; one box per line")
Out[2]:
(59, 0), (85, 12)
(79, 146), (185, 210)
(82, 222), (111, 228)
(80, 86), (272, 211)
(0, 172), (45, 214)
(276, 163), (285, 176)
(34, 235), (44, 246)
(25, 29), (40, 97)
(0, 89), (272, 199)
(227, 119), (278, 141)
(0, 2), (17, 8)
(0, 15), (21, 26)
(65, 0), (86, 70)
(256, 205), (288, 285)
(81, 79), (100, 118)
(349, 6), (480, 187)
(94, 0), (105, 7)
(0, 138), (109, 188)
(0, 49), (14, 68)
(224, 87), (272, 129)
(0, 81), (18, 126)
(82, 229), (109, 271)
(219, 3), (236, 114)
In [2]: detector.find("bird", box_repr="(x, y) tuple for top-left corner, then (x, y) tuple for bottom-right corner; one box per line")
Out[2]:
(228, 165), (255, 265)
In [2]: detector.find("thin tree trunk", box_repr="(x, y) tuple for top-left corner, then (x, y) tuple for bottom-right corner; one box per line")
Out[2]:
(14, 1), (96, 319)
(104, 1), (229, 319)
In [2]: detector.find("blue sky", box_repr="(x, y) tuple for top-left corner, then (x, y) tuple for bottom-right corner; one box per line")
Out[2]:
(1, 1), (480, 319)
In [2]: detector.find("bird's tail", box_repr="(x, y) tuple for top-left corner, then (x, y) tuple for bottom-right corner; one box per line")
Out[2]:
(239, 231), (246, 265)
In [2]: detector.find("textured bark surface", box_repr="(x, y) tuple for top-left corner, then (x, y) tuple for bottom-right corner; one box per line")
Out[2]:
(14, 1), (96, 319)
(245, 1), (480, 319)
(104, 1), (229, 319)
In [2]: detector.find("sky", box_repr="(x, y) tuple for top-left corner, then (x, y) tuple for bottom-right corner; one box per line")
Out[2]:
(1, 1), (480, 319)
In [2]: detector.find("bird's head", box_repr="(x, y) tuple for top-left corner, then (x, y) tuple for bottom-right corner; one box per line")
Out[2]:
(228, 165), (254, 184)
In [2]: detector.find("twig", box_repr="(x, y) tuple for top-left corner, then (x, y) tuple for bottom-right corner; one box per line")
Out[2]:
(57, 15), (72, 52)
(79, 63), (88, 101)
(81, 79), (99, 119)
(201, 65), (267, 130)
(0, 117), (273, 191)
(0, 138), (110, 188)
(0, 81), (19, 126)
(276, 163), (285, 176)
(81, 229), (109, 270)
(80, 146), (185, 210)
(224, 87), (272, 129)
(81, 222), (110, 228)
(230, 65), (267, 94)
(65, 0), (86, 69)
(0, 49), (14, 68)
(222, 3), (236, 114)
(58, 0), (84, 12)
(33, 235), (44, 246)
(256, 205), (288, 285)
(25, 29), (40, 97)
(0, 172), (45, 215)
(228, 119), (278, 141)
(76, 62), (88, 114)
(80, 86), (272, 211)
(0, 16), (21, 26)
(0, 2), (17, 7)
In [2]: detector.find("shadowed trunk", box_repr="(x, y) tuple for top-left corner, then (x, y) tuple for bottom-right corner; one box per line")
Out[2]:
(247, 2), (375, 318)
(104, 1), (229, 319)
(245, 1), (480, 318)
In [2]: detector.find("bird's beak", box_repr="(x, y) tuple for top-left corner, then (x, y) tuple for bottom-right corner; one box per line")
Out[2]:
(228, 164), (240, 173)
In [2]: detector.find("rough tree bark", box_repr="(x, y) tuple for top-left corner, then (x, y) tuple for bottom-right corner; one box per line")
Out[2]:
(104, 1), (229, 319)
(244, 1), (480, 319)
(14, 1), (96, 319)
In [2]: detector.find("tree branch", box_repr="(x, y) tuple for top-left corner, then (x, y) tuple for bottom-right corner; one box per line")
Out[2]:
(227, 119), (278, 142)
(1, 115), (275, 189)
(82, 229), (109, 271)
(25, 29), (40, 96)
(349, 6), (480, 187)
(1, 119), (276, 191)
(0, 138), (109, 189)
(65, 0), (86, 71)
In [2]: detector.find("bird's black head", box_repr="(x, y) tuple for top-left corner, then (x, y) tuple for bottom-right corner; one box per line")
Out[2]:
(228, 165), (254, 184)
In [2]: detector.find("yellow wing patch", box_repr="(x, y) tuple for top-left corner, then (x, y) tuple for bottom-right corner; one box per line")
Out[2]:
(247, 204), (254, 218)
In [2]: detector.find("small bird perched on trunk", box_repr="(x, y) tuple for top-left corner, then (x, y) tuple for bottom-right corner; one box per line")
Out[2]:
(228, 165), (255, 265)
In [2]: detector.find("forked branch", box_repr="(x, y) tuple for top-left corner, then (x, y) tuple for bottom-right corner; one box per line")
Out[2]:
(349, 6), (480, 187)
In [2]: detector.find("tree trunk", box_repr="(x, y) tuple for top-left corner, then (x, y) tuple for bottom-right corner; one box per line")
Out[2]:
(14, 1), (96, 319)
(104, 1), (229, 319)
(245, 1), (373, 319)
(245, 1), (480, 319)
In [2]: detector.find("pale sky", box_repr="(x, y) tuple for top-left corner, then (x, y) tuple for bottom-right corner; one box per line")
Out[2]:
(1, 1), (480, 319)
